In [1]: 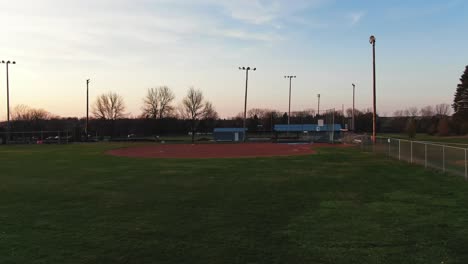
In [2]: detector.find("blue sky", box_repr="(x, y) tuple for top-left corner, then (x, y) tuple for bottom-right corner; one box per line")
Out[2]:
(0, 0), (467, 118)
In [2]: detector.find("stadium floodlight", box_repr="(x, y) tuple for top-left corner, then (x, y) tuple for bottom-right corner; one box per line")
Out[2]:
(1, 60), (16, 140)
(239, 66), (256, 142)
(369, 35), (376, 143)
(284, 75), (297, 128)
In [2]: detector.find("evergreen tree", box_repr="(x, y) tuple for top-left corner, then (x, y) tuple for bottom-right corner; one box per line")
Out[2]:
(453, 65), (468, 115)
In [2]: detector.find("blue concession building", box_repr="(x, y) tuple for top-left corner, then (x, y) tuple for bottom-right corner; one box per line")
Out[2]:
(274, 124), (343, 143)
(213, 128), (247, 142)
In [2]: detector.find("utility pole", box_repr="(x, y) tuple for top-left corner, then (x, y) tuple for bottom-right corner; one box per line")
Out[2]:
(370, 35), (377, 143)
(317, 94), (321, 116)
(239, 67), (256, 142)
(1, 60), (15, 142)
(284, 75), (296, 128)
(86, 79), (90, 140)
(352, 83), (355, 131)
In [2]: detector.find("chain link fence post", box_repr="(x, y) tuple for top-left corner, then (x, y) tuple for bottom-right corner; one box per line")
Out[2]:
(388, 138), (391, 157)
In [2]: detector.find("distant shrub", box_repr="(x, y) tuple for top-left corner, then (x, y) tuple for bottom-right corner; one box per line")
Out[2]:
(405, 119), (417, 138)
(459, 122), (468, 135)
(427, 122), (437, 135)
(437, 118), (450, 136)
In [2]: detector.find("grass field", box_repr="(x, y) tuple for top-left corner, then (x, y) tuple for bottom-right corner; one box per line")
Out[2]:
(385, 133), (468, 145)
(2, 144), (468, 263)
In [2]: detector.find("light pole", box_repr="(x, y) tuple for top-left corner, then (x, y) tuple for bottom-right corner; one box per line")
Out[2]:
(239, 66), (256, 142)
(284, 75), (296, 126)
(317, 94), (321, 116)
(352, 83), (355, 131)
(369, 35), (376, 143)
(86, 79), (90, 140)
(1, 60), (16, 138)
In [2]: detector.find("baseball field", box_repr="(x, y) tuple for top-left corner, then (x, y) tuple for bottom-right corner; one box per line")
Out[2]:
(2, 143), (468, 263)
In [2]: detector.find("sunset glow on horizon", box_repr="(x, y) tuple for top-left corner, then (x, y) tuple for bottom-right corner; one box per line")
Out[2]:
(0, 0), (467, 119)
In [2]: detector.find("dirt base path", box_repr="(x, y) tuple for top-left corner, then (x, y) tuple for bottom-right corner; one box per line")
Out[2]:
(107, 143), (321, 159)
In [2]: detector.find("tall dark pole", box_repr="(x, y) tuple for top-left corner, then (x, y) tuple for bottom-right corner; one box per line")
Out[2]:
(288, 77), (291, 125)
(244, 69), (248, 141)
(352, 83), (355, 131)
(370, 35), (376, 143)
(317, 94), (321, 116)
(2, 60), (15, 142)
(6, 63), (10, 132)
(284, 75), (296, 127)
(239, 66), (256, 142)
(86, 79), (90, 140)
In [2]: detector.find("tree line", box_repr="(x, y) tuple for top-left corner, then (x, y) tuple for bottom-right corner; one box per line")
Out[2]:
(3, 65), (468, 140)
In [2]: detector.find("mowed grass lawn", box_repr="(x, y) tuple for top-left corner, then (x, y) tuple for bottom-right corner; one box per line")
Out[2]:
(2, 144), (468, 263)
(385, 133), (468, 145)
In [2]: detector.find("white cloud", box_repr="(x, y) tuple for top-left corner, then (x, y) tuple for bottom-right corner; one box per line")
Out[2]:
(348, 11), (366, 26)
(212, 29), (283, 42)
(212, 0), (326, 26)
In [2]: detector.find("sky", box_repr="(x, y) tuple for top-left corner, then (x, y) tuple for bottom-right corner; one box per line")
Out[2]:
(0, 0), (467, 119)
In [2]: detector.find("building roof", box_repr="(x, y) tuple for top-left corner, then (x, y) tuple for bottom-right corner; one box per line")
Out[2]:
(274, 124), (342, 132)
(213, 128), (247, 132)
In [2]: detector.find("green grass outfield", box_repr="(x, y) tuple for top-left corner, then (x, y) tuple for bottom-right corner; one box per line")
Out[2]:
(384, 133), (468, 146)
(2, 144), (468, 263)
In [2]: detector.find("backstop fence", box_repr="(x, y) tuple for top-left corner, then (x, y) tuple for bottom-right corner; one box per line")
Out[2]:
(0, 131), (71, 145)
(361, 136), (468, 179)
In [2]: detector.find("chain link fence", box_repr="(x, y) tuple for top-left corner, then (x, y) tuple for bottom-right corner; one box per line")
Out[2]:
(0, 131), (71, 145)
(361, 136), (468, 179)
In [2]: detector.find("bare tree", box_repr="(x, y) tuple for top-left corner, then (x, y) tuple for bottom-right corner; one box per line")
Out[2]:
(159, 86), (175, 118)
(405, 107), (419, 117)
(346, 108), (362, 118)
(420, 106), (435, 117)
(11, 104), (53, 121)
(435, 103), (451, 117)
(393, 110), (404, 117)
(181, 87), (216, 142)
(362, 108), (373, 114)
(203, 101), (218, 120)
(142, 88), (159, 119)
(11, 104), (32, 121)
(248, 108), (268, 119)
(92, 92), (126, 120)
(142, 86), (175, 119)
(30, 109), (54, 120)
(303, 108), (316, 117)
(291, 111), (307, 118)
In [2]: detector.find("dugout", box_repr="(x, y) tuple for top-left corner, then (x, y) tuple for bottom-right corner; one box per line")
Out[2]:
(274, 124), (342, 143)
(213, 128), (247, 142)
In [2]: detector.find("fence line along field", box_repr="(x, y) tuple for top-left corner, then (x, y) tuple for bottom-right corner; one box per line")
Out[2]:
(2, 143), (468, 263)
(366, 136), (468, 178)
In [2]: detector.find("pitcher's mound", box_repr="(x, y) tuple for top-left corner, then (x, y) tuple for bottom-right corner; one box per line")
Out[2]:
(107, 143), (316, 159)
